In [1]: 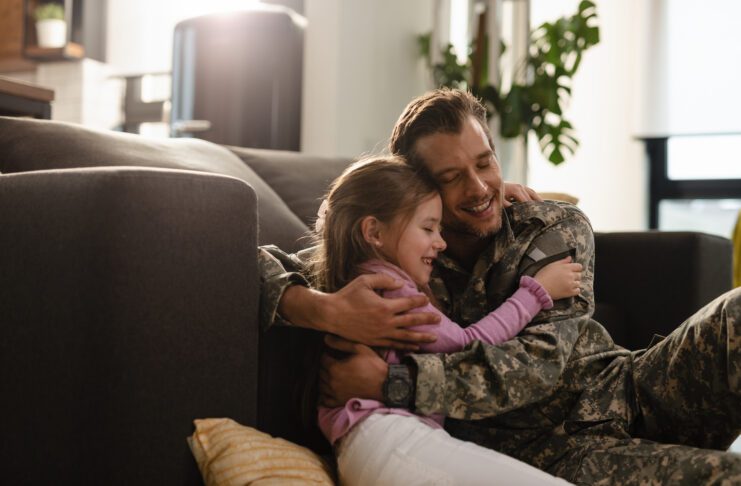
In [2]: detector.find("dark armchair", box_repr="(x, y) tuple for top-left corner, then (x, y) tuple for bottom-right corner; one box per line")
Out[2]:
(594, 231), (732, 350)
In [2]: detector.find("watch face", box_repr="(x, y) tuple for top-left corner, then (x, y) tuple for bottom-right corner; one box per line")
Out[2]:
(388, 379), (409, 402)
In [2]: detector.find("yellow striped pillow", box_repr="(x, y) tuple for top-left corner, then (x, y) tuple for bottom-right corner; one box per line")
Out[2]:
(188, 418), (335, 486)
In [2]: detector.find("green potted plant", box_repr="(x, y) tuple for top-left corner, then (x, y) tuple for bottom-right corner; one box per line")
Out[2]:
(34, 2), (66, 48)
(419, 1), (599, 165)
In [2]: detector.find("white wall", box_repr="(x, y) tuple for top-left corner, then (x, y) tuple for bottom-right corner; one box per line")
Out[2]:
(105, 0), (263, 75)
(7, 60), (124, 129)
(632, 0), (741, 136)
(526, 0), (648, 232)
(659, 0), (741, 134)
(301, 0), (433, 158)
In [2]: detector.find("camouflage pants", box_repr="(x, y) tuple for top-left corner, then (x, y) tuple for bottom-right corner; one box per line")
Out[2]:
(449, 288), (741, 485)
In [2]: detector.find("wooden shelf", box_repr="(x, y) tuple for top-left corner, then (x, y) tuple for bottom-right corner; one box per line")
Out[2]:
(0, 75), (54, 118)
(0, 75), (55, 102)
(0, 58), (37, 73)
(0, 0), (31, 72)
(24, 42), (84, 61)
(0, 1), (105, 71)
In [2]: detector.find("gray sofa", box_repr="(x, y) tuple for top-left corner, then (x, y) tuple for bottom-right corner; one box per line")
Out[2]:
(0, 116), (733, 484)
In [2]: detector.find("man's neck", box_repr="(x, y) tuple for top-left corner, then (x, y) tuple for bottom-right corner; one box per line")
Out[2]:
(441, 230), (493, 272)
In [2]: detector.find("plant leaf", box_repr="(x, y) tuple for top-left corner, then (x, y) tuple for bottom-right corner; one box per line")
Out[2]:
(415, 0), (599, 165)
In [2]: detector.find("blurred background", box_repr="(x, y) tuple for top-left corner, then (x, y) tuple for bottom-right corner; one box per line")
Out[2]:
(1, 0), (739, 238)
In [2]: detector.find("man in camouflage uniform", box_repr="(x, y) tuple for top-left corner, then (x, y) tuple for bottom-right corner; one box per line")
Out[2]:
(259, 89), (741, 484)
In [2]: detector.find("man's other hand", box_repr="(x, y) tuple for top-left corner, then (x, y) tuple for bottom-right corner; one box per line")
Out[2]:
(319, 335), (388, 407)
(320, 273), (439, 350)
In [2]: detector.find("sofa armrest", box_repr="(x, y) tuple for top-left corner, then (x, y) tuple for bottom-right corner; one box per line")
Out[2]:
(0, 167), (259, 484)
(594, 231), (733, 350)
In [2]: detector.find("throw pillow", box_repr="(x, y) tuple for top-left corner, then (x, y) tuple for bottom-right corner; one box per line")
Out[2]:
(188, 418), (335, 486)
(538, 192), (579, 205)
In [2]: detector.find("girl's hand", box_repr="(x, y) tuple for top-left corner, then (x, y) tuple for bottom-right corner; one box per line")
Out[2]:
(503, 182), (542, 207)
(533, 256), (583, 300)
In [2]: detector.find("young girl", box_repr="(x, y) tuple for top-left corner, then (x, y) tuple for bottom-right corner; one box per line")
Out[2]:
(309, 156), (580, 485)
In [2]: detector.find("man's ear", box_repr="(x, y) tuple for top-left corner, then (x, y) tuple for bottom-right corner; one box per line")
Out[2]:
(361, 216), (384, 248)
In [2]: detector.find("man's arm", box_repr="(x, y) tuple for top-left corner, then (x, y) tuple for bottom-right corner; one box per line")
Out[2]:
(258, 245), (441, 348)
(321, 207), (603, 418)
(258, 245), (311, 331)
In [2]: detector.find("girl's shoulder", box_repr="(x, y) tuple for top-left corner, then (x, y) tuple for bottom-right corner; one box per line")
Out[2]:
(358, 259), (419, 292)
(358, 258), (409, 280)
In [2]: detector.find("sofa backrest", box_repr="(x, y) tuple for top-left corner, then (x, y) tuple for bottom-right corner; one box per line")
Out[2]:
(0, 116), (317, 253)
(593, 231), (733, 349)
(227, 145), (352, 230)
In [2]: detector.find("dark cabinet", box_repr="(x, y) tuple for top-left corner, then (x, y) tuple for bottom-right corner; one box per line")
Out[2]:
(170, 7), (304, 150)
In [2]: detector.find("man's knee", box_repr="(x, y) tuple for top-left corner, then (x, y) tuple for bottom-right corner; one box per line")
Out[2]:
(720, 287), (741, 392)
(724, 286), (741, 315)
(575, 442), (741, 485)
(688, 286), (740, 334)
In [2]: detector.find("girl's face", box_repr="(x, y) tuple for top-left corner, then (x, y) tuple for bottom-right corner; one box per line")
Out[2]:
(379, 194), (447, 286)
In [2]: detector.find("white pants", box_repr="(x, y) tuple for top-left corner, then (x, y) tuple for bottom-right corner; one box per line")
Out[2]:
(336, 414), (572, 486)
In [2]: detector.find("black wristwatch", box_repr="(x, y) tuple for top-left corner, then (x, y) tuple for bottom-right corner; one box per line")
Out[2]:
(383, 364), (415, 409)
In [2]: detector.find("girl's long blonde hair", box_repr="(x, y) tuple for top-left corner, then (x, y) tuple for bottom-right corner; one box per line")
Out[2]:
(308, 155), (439, 292)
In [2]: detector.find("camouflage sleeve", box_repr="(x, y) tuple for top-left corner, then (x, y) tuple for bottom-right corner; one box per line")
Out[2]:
(408, 208), (595, 419)
(258, 244), (313, 331)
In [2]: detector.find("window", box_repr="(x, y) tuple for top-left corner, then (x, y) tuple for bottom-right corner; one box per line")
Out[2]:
(667, 135), (741, 181)
(644, 134), (741, 239)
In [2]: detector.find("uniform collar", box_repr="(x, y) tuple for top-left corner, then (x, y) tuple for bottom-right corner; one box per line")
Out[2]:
(434, 208), (515, 277)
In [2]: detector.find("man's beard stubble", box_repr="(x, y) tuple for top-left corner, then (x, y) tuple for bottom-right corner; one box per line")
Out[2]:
(441, 209), (503, 239)
(441, 190), (504, 239)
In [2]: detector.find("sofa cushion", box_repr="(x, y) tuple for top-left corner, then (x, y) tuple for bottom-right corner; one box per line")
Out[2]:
(0, 116), (308, 252)
(228, 146), (351, 229)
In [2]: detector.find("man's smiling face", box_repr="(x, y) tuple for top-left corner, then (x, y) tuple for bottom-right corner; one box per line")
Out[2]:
(413, 116), (505, 239)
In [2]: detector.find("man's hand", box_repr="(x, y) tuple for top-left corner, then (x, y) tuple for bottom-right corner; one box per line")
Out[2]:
(281, 273), (440, 350)
(319, 335), (388, 407)
(503, 182), (542, 208)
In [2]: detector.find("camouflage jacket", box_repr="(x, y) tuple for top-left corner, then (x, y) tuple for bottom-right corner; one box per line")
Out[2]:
(258, 201), (631, 426)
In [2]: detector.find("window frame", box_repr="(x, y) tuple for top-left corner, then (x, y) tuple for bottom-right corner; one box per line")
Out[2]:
(643, 135), (741, 229)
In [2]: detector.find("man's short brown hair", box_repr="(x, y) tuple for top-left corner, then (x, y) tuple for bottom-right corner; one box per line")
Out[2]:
(389, 88), (493, 170)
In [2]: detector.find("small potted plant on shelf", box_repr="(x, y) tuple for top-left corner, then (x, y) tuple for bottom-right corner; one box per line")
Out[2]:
(34, 2), (66, 48)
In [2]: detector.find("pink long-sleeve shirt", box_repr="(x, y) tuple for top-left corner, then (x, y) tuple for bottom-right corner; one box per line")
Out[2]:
(317, 259), (553, 445)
